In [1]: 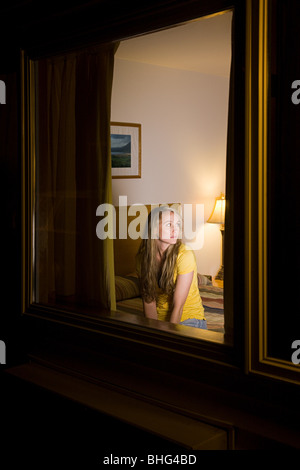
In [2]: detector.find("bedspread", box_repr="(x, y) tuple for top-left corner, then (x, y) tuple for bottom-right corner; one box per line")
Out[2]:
(115, 276), (224, 333)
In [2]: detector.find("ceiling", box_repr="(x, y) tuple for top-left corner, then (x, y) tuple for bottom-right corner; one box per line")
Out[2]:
(115, 10), (233, 77)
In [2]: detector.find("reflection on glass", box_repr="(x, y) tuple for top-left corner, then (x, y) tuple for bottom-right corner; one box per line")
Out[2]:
(32, 11), (232, 340)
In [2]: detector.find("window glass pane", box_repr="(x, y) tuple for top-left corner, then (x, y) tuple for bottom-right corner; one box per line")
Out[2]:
(32, 12), (233, 344)
(110, 13), (232, 337)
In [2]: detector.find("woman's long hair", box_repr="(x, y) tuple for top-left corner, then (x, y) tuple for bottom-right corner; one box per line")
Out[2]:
(137, 206), (182, 303)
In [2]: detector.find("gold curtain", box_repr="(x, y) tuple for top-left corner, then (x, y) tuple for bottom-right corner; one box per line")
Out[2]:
(35, 44), (118, 311)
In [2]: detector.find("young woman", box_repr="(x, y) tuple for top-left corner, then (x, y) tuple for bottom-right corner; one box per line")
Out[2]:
(136, 205), (207, 329)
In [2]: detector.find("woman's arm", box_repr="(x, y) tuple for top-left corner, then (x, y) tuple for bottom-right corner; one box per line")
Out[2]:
(169, 271), (193, 323)
(143, 299), (158, 320)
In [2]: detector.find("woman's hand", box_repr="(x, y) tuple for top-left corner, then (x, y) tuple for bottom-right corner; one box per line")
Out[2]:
(143, 299), (158, 320)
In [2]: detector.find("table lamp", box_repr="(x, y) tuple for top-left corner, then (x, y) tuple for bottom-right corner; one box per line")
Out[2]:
(207, 193), (226, 284)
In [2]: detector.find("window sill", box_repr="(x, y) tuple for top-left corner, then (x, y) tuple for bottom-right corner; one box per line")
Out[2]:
(23, 303), (234, 369)
(5, 361), (228, 450)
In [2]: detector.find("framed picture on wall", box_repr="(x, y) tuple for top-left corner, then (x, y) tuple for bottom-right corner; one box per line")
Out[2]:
(110, 122), (141, 178)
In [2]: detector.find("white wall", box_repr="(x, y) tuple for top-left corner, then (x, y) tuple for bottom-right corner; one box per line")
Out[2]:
(111, 58), (229, 277)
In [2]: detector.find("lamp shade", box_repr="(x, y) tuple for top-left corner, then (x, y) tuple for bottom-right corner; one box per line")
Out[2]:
(207, 193), (226, 226)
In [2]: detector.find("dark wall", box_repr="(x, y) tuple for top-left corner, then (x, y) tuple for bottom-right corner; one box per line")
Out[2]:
(1, 0), (300, 454)
(1, 373), (188, 466)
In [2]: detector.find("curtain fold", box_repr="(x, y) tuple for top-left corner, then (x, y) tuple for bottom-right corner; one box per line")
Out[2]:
(75, 45), (117, 309)
(35, 43), (118, 311)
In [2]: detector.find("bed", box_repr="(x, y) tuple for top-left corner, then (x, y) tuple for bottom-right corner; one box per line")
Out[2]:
(113, 204), (224, 333)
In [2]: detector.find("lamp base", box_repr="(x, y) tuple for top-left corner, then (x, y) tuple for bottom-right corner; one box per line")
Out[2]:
(213, 265), (224, 288)
(215, 264), (224, 281)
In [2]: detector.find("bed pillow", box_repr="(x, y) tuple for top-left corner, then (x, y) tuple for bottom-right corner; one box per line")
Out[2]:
(115, 275), (140, 301)
(115, 272), (212, 300)
(197, 273), (213, 286)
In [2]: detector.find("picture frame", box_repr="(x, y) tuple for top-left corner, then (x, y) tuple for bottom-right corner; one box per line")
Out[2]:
(110, 122), (141, 178)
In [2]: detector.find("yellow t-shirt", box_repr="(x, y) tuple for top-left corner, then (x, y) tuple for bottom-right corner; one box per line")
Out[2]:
(137, 243), (205, 322)
(156, 244), (205, 322)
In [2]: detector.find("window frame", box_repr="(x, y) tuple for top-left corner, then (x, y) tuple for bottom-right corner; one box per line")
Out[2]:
(21, 0), (246, 371)
(245, 0), (300, 384)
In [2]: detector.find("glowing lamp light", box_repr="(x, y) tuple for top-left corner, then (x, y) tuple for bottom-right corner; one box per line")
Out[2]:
(208, 193), (226, 283)
(207, 193), (226, 229)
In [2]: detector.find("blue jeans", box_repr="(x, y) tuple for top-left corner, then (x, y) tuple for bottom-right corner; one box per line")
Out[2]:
(180, 318), (207, 329)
